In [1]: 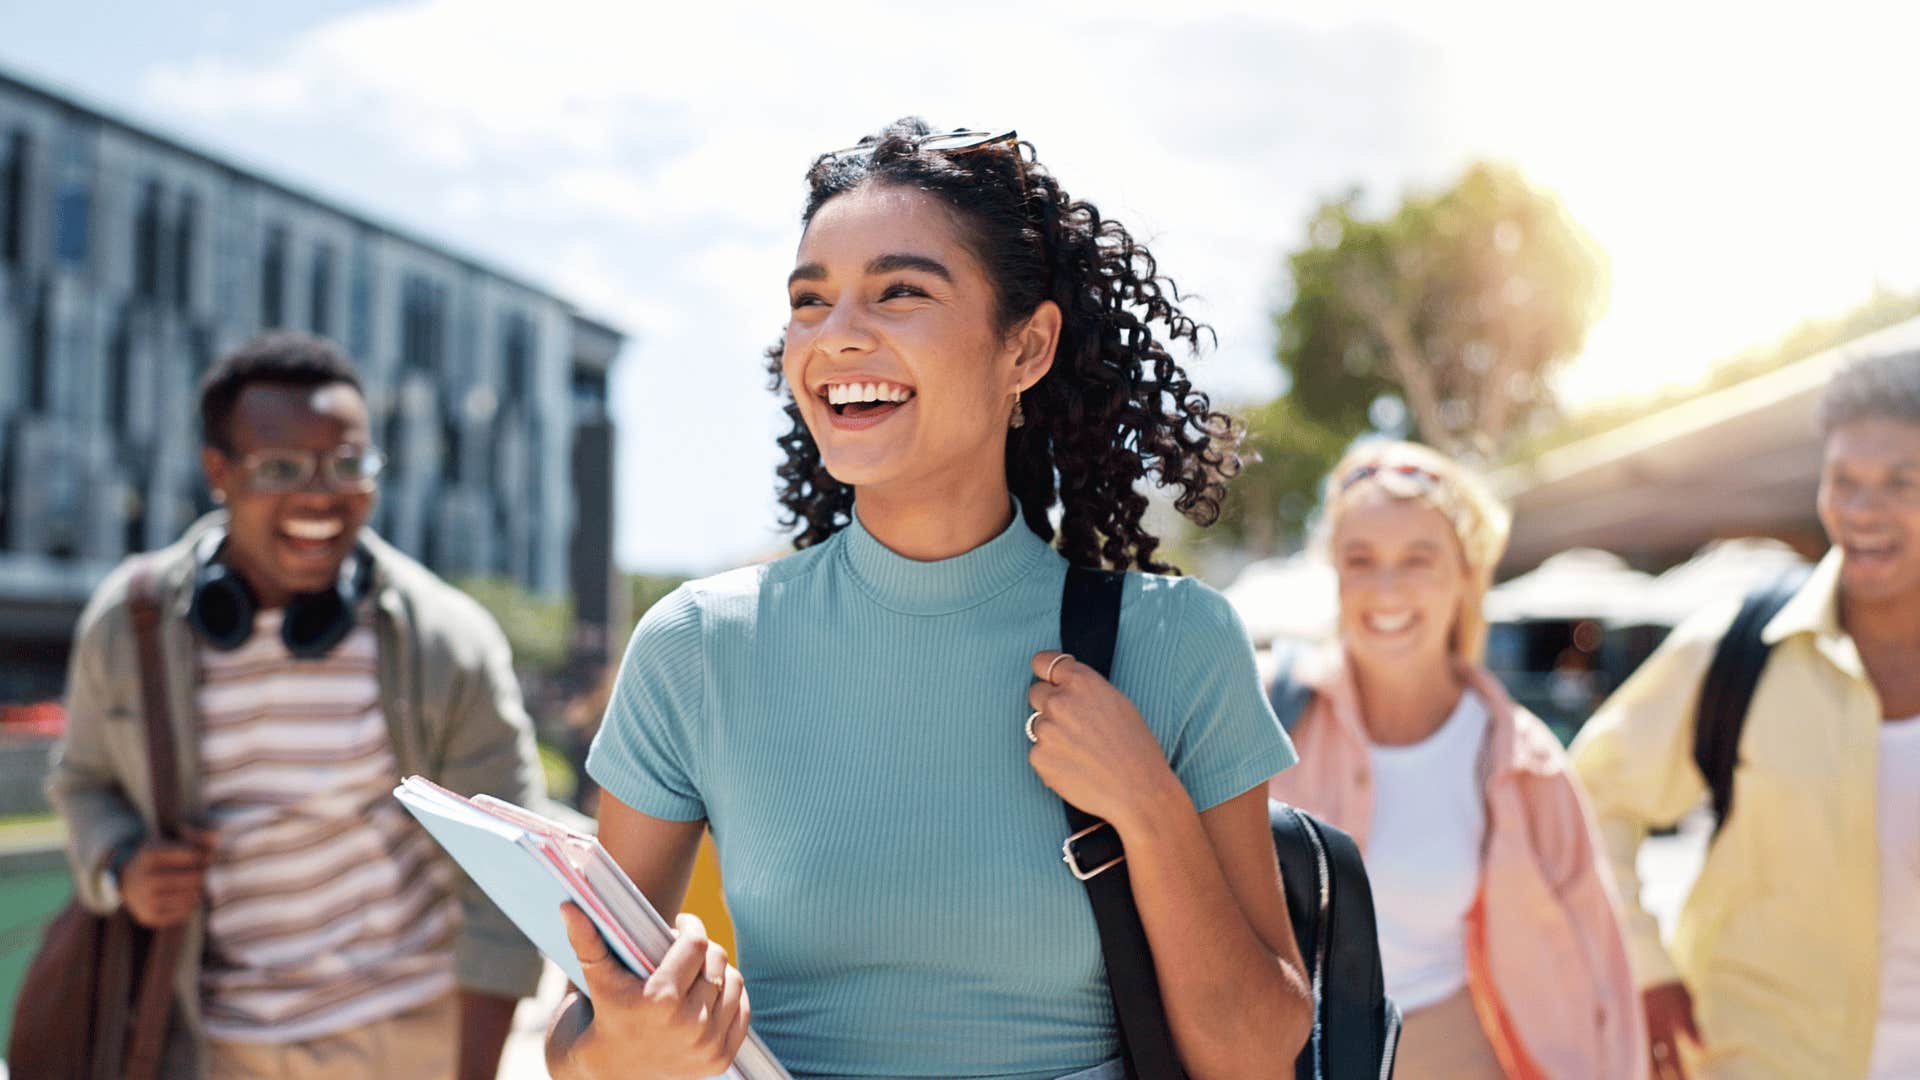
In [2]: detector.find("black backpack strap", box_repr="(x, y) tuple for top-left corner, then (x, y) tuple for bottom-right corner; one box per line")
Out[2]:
(1308, 812), (1396, 1077)
(1269, 802), (1398, 1080)
(1266, 640), (1315, 735)
(1693, 566), (1812, 835)
(1059, 565), (1185, 1080)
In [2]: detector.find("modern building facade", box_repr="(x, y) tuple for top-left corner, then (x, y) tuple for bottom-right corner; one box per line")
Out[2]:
(0, 67), (625, 705)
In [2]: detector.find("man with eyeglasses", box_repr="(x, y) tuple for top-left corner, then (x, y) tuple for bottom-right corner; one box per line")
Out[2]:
(48, 332), (544, 1079)
(1573, 348), (1920, 1079)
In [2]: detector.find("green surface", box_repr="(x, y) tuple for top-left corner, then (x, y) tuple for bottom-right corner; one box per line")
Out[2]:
(0, 852), (75, 1057)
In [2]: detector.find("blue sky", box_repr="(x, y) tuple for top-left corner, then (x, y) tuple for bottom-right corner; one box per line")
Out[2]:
(4, 1), (1916, 574)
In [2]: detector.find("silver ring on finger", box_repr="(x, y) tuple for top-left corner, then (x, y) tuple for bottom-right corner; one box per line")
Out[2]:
(1025, 710), (1043, 744)
(1044, 653), (1074, 686)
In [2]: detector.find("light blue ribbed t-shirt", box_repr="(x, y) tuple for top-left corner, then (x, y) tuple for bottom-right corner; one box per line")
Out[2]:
(586, 507), (1296, 1080)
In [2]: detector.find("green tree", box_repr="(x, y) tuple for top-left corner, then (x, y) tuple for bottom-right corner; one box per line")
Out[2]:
(455, 577), (574, 674)
(626, 572), (689, 638)
(1277, 162), (1607, 459)
(1218, 396), (1352, 553)
(1202, 162), (1606, 554)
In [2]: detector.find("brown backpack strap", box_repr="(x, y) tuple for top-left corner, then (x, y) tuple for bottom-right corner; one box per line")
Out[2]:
(124, 560), (187, 1080)
(128, 561), (183, 834)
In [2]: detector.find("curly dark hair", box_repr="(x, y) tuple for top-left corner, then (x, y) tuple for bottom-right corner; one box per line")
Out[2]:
(767, 118), (1243, 573)
(199, 331), (364, 454)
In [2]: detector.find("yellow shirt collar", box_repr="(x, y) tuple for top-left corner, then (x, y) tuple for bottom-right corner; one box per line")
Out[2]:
(1761, 547), (1844, 646)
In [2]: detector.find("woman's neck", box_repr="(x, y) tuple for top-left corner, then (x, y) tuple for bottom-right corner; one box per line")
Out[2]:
(1348, 645), (1466, 747)
(854, 472), (1017, 562)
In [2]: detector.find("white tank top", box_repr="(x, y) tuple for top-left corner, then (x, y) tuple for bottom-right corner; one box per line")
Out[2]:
(1868, 715), (1920, 1078)
(1365, 690), (1488, 1012)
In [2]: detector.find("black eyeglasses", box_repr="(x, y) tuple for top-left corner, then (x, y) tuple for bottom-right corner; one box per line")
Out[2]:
(230, 445), (386, 494)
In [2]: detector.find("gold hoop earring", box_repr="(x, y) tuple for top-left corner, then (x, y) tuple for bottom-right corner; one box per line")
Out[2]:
(1009, 392), (1025, 429)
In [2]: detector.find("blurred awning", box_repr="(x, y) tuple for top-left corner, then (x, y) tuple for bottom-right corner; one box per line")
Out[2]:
(1637, 537), (1810, 627)
(1222, 555), (1338, 646)
(1494, 315), (1920, 575)
(1484, 548), (1657, 625)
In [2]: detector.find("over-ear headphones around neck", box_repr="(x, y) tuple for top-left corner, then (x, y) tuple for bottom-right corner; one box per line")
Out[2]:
(186, 528), (375, 659)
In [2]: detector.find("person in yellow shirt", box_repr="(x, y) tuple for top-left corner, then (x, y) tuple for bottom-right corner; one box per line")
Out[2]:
(1572, 347), (1920, 1080)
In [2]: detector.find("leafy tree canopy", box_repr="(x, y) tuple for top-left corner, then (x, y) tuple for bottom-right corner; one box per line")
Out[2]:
(1278, 162), (1607, 459)
(1209, 162), (1606, 553)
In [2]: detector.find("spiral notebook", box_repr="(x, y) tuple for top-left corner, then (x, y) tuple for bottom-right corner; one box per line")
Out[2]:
(393, 776), (790, 1080)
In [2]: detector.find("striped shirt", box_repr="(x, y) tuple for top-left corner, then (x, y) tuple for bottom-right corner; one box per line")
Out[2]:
(195, 606), (455, 1044)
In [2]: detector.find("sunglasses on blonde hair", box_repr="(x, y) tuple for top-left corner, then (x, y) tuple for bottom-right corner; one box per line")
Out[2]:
(1338, 461), (1442, 493)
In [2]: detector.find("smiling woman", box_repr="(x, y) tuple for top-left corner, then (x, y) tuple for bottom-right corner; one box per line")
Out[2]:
(766, 122), (1239, 571)
(548, 119), (1313, 1080)
(1268, 441), (1647, 1080)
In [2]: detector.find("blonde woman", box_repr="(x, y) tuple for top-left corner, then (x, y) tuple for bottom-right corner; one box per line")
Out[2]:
(1267, 441), (1645, 1080)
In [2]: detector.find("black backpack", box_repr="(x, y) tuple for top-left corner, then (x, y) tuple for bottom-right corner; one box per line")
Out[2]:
(1692, 566), (1814, 836)
(1059, 568), (1400, 1080)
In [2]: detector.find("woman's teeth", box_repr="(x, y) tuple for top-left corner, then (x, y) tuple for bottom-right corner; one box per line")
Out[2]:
(1365, 612), (1415, 634)
(825, 382), (914, 406)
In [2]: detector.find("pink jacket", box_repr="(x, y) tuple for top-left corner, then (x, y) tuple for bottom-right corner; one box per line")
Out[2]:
(1267, 645), (1647, 1080)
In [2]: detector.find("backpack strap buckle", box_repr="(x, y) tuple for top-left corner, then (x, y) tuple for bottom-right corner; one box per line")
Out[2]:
(1062, 820), (1125, 881)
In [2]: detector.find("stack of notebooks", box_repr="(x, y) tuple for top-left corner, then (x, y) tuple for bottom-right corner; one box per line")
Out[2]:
(394, 776), (791, 1080)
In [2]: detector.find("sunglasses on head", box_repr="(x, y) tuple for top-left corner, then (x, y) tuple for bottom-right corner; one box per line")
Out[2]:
(824, 128), (1019, 160)
(1339, 461), (1441, 493)
(824, 128), (1029, 197)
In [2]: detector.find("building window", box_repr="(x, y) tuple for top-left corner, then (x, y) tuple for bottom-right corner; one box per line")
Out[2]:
(133, 179), (162, 299)
(173, 192), (197, 310)
(107, 313), (134, 431)
(348, 243), (373, 359)
(26, 284), (51, 410)
(571, 368), (607, 419)
(502, 312), (536, 402)
(442, 414), (462, 485)
(53, 186), (88, 265)
(400, 273), (445, 372)
(310, 242), (335, 336)
(261, 224), (288, 328)
(53, 128), (89, 268)
(2, 130), (28, 267)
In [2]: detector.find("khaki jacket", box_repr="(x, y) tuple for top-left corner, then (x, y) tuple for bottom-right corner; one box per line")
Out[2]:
(1269, 645), (1647, 1080)
(1571, 549), (1880, 1079)
(46, 513), (546, 1075)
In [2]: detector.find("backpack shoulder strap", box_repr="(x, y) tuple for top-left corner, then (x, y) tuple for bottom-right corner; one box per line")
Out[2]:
(1060, 565), (1184, 1080)
(123, 558), (187, 1080)
(1306, 811), (1395, 1074)
(1266, 639), (1315, 735)
(1269, 801), (1396, 1079)
(1693, 566), (1811, 835)
(126, 560), (182, 835)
